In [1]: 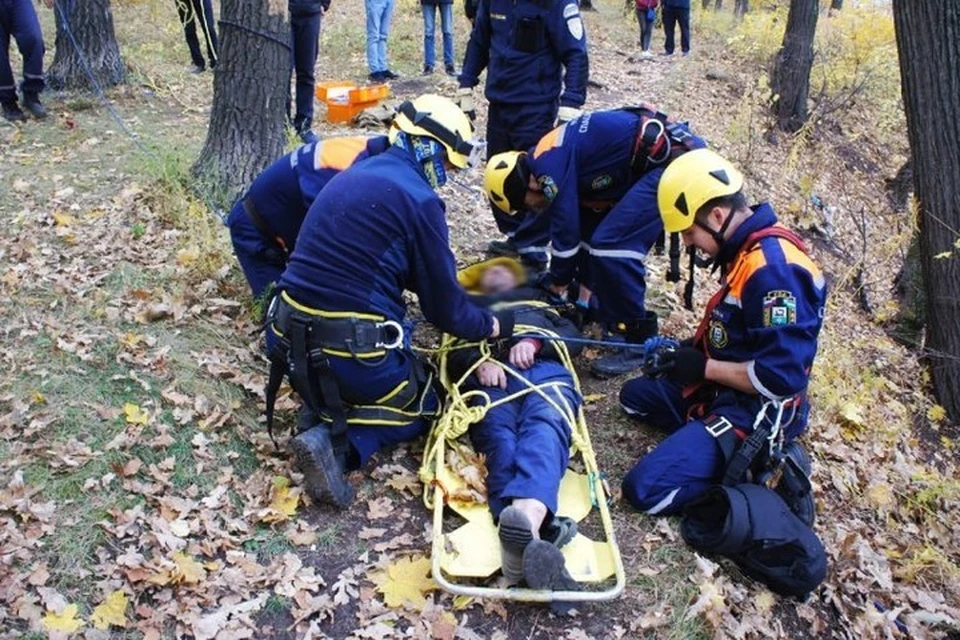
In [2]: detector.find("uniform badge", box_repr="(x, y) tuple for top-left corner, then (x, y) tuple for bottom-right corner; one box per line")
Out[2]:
(538, 175), (558, 203)
(762, 290), (797, 327)
(563, 4), (584, 40)
(709, 319), (728, 349)
(591, 174), (613, 191)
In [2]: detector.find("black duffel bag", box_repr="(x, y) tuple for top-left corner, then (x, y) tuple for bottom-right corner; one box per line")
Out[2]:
(681, 483), (827, 598)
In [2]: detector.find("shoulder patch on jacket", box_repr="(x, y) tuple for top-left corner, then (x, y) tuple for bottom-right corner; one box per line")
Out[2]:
(762, 290), (797, 327)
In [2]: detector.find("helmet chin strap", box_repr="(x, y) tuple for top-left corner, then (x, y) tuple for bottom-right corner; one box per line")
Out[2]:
(695, 206), (737, 251)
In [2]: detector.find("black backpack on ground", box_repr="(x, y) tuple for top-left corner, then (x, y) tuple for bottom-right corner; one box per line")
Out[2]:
(680, 483), (828, 598)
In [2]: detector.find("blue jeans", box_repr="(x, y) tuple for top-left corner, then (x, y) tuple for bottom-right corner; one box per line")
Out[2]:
(422, 4), (454, 67)
(365, 0), (395, 73)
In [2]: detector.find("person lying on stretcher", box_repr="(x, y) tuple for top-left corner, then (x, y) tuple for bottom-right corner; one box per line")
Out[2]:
(448, 258), (584, 591)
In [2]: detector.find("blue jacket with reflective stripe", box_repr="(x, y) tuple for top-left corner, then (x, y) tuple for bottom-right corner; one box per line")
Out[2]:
(700, 205), (827, 434)
(239, 136), (390, 250)
(459, 0), (589, 107)
(277, 146), (495, 341)
(528, 109), (705, 284)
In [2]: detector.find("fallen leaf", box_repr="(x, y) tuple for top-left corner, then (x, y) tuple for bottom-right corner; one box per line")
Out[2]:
(171, 551), (206, 585)
(91, 590), (128, 630)
(372, 555), (437, 610)
(123, 403), (149, 425)
(42, 604), (84, 633)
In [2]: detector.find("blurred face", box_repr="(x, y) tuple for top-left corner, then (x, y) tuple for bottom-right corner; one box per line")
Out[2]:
(523, 174), (550, 213)
(479, 265), (519, 294)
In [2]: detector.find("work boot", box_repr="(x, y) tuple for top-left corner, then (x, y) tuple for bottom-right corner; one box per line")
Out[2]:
(522, 540), (580, 592)
(2, 100), (26, 122)
(590, 311), (659, 378)
(777, 440), (816, 527)
(291, 426), (355, 508)
(486, 238), (518, 258)
(445, 63), (457, 76)
(295, 404), (322, 434)
(497, 506), (534, 585)
(22, 93), (47, 119)
(422, 64), (434, 75)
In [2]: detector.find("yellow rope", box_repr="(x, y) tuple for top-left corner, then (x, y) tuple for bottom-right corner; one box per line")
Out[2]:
(418, 320), (601, 510)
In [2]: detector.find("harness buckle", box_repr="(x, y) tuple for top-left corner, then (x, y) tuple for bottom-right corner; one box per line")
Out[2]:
(704, 416), (735, 438)
(375, 320), (404, 349)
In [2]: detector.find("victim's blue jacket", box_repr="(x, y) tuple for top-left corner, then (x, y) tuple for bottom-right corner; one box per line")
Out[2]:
(459, 0), (589, 107)
(277, 146), (494, 341)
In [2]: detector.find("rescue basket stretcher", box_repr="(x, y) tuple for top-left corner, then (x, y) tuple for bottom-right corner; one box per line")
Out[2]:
(418, 323), (626, 603)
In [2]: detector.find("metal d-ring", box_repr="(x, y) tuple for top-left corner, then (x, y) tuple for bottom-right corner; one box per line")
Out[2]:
(376, 320), (404, 349)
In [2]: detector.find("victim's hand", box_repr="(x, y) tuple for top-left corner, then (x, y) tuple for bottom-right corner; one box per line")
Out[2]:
(509, 339), (539, 370)
(476, 362), (507, 389)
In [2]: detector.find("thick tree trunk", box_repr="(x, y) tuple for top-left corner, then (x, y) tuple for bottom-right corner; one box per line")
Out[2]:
(193, 0), (290, 205)
(893, 0), (960, 421)
(770, 0), (818, 133)
(48, 0), (125, 90)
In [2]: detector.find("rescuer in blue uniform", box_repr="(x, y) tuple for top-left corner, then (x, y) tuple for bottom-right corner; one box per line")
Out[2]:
(265, 95), (514, 509)
(447, 259), (581, 591)
(619, 149), (825, 521)
(485, 106), (707, 377)
(1, 0), (48, 121)
(456, 0), (589, 269)
(227, 135), (390, 300)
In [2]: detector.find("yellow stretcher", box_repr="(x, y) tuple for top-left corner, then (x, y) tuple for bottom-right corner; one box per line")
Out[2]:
(418, 312), (626, 603)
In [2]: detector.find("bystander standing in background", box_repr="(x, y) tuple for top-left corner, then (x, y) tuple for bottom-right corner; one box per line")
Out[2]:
(175, 0), (218, 73)
(421, 0), (455, 76)
(661, 0), (690, 57)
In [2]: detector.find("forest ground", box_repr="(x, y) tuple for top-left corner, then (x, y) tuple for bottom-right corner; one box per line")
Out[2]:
(1, 1), (958, 639)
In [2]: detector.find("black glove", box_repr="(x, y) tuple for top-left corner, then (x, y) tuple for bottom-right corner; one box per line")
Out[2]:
(493, 310), (515, 339)
(661, 347), (707, 385)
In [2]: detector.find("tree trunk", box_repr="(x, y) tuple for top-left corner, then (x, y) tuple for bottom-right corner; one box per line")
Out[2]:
(893, 0), (960, 422)
(193, 0), (290, 206)
(48, 0), (125, 90)
(770, 0), (818, 133)
(735, 0), (749, 19)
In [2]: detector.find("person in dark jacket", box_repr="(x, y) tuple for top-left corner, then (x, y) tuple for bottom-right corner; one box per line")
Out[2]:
(448, 258), (582, 591)
(227, 135), (390, 300)
(289, 0), (331, 143)
(661, 0), (690, 56)
(420, 0), (455, 76)
(1, 0), (47, 120)
(619, 149), (825, 518)
(456, 0), (589, 271)
(266, 95), (512, 509)
(485, 106), (707, 377)
(175, 0), (218, 73)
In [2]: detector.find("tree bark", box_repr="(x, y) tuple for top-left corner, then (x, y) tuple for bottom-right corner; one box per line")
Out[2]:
(48, 0), (125, 90)
(770, 0), (818, 133)
(735, 0), (749, 19)
(193, 0), (290, 205)
(893, 0), (960, 421)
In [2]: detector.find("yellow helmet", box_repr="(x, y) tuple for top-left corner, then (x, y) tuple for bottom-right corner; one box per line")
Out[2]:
(485, 151), (530, 215)
(390, 94), (477, 169)
(657, 149), (744, 233)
